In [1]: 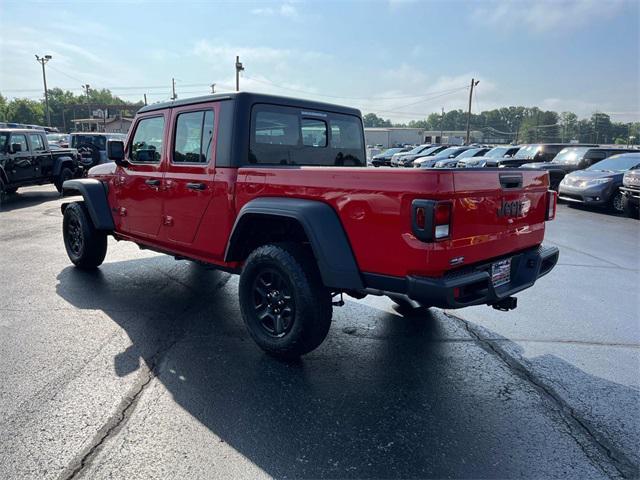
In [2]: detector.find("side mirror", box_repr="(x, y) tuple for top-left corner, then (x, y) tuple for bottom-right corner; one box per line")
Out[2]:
(10, 143), (22, 153)
(107, 139), (127, 166)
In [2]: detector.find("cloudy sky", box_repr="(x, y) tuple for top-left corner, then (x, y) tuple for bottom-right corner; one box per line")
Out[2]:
(1, 0), (638, 122)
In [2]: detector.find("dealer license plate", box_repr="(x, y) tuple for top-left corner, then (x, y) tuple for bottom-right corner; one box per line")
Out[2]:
(491, 258), (511, 287)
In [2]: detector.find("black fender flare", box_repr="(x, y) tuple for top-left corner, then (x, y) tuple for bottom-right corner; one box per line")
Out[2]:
(226, 197), (364, 291)
(53, 156), (76, 177)
(0, 166), (8, 184)
(61, 178), (114, 230)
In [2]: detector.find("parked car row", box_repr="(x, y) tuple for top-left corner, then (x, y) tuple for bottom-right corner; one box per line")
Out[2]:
(370, 141), (640, 217)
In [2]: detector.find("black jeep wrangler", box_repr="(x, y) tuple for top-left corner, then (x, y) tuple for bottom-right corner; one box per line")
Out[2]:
(0, 128), (81, 205)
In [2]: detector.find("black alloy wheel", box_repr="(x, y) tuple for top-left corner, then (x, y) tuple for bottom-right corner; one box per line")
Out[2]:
(252, 268), (295, 337)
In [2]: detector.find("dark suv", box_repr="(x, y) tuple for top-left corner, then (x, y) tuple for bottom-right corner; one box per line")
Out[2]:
(493, 143), (597, 168)
(521, 146), (631, 190)
(620, 169), (640, 218)
(70, 133), (126, 169)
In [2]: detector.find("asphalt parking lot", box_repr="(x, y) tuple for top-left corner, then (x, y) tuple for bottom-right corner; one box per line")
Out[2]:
(1, 185), (638, 479)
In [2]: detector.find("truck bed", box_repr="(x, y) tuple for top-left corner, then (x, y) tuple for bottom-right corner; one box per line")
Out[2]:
(234, 167), (550, 278)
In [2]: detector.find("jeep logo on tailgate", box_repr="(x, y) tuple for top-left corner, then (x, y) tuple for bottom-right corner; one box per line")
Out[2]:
(497, 200), (524, 218)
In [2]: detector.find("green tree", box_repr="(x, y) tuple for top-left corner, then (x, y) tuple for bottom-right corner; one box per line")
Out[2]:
(6, 98), (44, 125)
(362, 113), (392, 128)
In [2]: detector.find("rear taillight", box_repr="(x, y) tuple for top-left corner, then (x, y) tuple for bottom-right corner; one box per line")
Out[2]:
(546, 190), (557, 221)
(411, 200), (452, 242)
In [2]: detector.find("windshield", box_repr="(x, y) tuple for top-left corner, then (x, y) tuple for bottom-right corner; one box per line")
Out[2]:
(456, 148), (484, 159)
(405, 145), (427, 154)
(485, 146), (512, 158)
(432, 147), (465, 159)
(0, 133), (8, 151)
(514, 145), (541, 159)
(381, 148), (403, 156)
(551, 147), (590, 164)
(417, 146), (442, 156)
(71, 135), (107, 150)
(587, 154), (640, 172)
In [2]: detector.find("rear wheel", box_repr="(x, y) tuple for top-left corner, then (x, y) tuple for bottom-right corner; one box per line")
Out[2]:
(63, 202), (107, 268)
(55, 167), (74, 193)
(239, 243), (332, 359)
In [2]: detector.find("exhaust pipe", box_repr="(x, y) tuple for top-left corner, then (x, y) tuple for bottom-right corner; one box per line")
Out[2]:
(492, 296), (517, 312)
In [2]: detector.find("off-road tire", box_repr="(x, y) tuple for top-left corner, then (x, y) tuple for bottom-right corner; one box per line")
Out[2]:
(0, 178), (6, 208)
(55, 167), (74, 193)
(239, 243), (332, 359)
(63, 202), (107, 269)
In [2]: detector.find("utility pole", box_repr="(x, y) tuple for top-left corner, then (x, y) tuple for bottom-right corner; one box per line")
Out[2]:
(465, 78), (479, 144)
(535, 111), (540, 142)
(35, 54), (52, 127)
(210, 83), (216, 94)
(235, 56), (244, 92)
(82, 84), (91, 126)
(440, 107), (445, 143)
(171, 78), (177, 100)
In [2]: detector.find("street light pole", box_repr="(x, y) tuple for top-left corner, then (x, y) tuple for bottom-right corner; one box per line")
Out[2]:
(35, 54), (52, 127)
(465, 78), (479, 145)
(235, 56), (244, 92)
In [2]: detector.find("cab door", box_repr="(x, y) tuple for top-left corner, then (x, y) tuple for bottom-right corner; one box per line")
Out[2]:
(114, 114), (167, 239)
(28, 133), (52, 178)
(161, 104), (217, 247)
(6, 133), (33, 183)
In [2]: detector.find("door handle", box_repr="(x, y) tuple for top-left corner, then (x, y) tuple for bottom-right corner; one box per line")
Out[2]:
(186, 182), (206, 191)
(145, 179), (161, 186)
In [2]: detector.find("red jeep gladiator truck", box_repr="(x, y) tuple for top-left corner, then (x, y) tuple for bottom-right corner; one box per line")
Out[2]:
(61, 93), (559, 358)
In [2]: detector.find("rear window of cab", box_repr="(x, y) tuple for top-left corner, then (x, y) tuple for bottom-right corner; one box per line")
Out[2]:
(249, 104), (364, 167)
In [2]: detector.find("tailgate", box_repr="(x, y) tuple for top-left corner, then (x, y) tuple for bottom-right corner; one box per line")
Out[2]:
(427, 169), (549, 272)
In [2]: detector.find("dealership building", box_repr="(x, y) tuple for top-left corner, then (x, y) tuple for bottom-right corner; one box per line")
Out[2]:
(365, 128), (483, 148)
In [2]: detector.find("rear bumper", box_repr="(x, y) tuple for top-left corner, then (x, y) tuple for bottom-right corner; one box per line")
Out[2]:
(363, 245), (559, 309)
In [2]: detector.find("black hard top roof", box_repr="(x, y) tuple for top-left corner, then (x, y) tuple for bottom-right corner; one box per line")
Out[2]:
(137, 91), (362, 117)
(0, 128), (46, 134)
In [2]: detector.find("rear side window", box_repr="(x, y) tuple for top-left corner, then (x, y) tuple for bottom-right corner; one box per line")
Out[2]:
(173, 110), (215, 164)
(29, 134), (45, 151)
(130, 116), (165, 163)
(249, 105), (364, 166)
(254, 108), (299, 146)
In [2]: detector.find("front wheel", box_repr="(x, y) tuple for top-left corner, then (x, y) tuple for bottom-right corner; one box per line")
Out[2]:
(55, 167), (74, 193)
(611, 191), (625, 214)
(239, 243), (332, 359)
(63, 202), (107, 268)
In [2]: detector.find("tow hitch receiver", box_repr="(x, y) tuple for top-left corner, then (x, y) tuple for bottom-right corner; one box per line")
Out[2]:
(492, 296), (518, 312)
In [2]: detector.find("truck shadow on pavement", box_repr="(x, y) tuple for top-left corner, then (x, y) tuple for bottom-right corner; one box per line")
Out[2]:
(0, 188), (61, 212)
(55, 256), (638, 478)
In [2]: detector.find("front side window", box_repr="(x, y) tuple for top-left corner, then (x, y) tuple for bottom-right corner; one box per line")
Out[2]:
(130, 116), (165, 163)
(29, 134), (45, 151)
(173, 110), (215, 164)
(10, 134), (29, 152)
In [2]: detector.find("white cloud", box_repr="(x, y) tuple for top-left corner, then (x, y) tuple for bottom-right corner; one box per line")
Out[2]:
(251, 2), (299, 19)
(475, 0), (625, 33)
